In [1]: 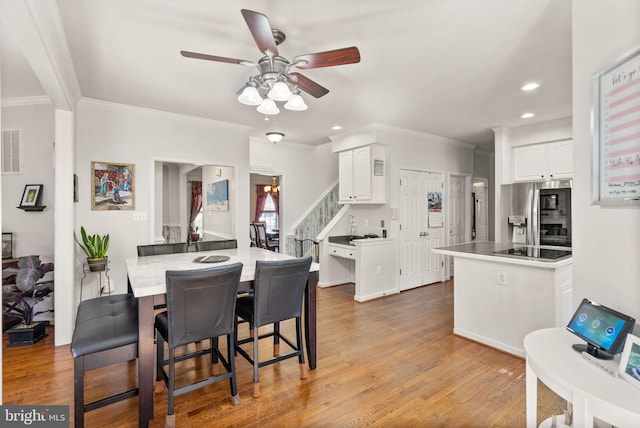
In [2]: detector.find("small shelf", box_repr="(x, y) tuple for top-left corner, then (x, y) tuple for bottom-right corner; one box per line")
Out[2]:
(17, 205), (46, 212)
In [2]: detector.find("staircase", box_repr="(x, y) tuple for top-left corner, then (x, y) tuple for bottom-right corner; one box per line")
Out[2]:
(285, 182), (340, 261)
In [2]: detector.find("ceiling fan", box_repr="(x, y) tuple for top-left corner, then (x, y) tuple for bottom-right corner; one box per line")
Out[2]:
(180, 9), (361, 114)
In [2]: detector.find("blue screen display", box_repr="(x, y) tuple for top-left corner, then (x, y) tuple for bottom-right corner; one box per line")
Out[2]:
(568, 302), (627, 350)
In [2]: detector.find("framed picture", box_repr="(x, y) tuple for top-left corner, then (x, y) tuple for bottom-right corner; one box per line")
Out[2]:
(618, 334), (640, 390)
(592, 46), (640, 205)
(2, 233), (12, 259)
(74, 173), (79, 203)
(206, 179), (229, 211)
(20, 184), (43, 207)
(91, 161), (135, 211)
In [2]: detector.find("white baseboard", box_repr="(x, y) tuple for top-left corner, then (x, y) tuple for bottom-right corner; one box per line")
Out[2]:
(453, 328), (525, 358)
(354, 288), (399, 302)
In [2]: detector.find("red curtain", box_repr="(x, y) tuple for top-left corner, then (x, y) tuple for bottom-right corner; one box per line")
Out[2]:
(255, 185), (268, 222)
(189, 181), (202, 234)
(271, 192), (279, 216)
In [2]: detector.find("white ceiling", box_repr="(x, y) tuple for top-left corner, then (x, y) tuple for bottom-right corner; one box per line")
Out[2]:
(0, 0), (572, 148)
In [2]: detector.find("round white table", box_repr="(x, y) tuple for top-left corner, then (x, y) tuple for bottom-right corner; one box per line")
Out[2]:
(524, 328), (640, 428)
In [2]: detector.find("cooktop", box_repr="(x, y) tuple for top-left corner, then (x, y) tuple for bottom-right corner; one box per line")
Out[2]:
(493, 246), (572, 261)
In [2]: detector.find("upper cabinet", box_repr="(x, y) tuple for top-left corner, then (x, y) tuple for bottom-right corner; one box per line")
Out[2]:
(338, 145), (386, 204)
(512, 140), (573, 182)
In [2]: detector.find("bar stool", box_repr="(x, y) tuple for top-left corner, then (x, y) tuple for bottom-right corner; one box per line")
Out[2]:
(155, 263), (243, 427)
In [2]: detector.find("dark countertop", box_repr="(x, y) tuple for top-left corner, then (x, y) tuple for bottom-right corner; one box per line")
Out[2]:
(328, 235), (387, 246)
(328, 235), (363, 246)
(433, 241), (572, 265)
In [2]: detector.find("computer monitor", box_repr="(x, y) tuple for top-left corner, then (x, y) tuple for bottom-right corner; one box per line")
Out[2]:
(566, 298), (636, 360)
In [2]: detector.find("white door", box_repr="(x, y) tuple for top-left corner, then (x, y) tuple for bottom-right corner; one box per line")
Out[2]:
(399, 169), (445, 291)
(423, 172), (445, 285)
(473, 179), (488, 241)
(448, 175), (466, 273)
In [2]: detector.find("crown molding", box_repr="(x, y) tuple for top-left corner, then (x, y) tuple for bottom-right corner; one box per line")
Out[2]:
(0, 0), (81, 110)
(1, 95), (52, 107)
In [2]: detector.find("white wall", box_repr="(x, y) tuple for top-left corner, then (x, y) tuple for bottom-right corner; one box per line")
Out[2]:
(1, 103), (55, 260)
(202, 165), (233, 238)
(75, 99), (251, 299)
(249, 137), (339, 244)
(571, 0), (640, 322)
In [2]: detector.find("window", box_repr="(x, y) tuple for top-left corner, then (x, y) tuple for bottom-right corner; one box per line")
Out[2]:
(258, 193), (278, 231)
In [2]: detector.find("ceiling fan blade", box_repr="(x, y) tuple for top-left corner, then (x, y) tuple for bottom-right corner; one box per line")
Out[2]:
(288, 72), (329, 98)
(241, 9), (279, 57)
(180, 50), (249, 65)
(293, 47), (360, 69)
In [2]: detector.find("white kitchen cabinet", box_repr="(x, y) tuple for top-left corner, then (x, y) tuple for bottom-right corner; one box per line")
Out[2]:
(338, 145), (386, 204)
(327, 243), (356, 260)
(512, 140), (573, 182)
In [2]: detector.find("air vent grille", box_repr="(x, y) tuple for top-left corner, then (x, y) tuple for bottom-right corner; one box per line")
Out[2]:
(2, 130), (21, 174)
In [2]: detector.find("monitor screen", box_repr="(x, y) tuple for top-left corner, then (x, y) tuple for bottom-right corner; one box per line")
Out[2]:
(566, 298), (635, 359)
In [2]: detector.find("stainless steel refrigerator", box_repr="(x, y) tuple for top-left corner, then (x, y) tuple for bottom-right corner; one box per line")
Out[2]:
(500, 180), (572, 247)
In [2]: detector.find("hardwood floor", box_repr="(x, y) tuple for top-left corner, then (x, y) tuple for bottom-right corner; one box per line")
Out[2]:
(3, 280), (566, 427)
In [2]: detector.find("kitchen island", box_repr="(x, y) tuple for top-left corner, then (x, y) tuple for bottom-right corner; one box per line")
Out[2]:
(433, 242), (572, 357)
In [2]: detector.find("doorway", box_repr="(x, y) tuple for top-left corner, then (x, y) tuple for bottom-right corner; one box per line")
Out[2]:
(152, 160), (235, 245)
(448, 175), (466, 274)
(250, 173), (282, 249)
(472, 178), (489, 241)
(399, 169), (445, 291)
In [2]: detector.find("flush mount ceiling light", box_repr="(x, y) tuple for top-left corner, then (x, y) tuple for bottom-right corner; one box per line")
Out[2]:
(521, 112), (536, 119)
(180, 9), (360, 116)
(521, 82), (540, 91)
(266, 132), (285, 144)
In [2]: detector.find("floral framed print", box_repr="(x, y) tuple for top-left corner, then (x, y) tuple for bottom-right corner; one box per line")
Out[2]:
(91, 161), (135, 211)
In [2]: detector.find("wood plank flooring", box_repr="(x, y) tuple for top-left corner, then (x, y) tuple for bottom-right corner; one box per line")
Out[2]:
(3, 280), (566, 427)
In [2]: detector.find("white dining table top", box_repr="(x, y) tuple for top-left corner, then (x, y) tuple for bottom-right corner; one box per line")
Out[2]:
(126, 247), (319, 298)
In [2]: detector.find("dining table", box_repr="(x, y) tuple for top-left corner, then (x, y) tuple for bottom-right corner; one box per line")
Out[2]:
(126, 247), (319, 427)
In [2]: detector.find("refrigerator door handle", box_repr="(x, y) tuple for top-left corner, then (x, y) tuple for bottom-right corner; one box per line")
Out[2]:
(532, 187), (540, 246)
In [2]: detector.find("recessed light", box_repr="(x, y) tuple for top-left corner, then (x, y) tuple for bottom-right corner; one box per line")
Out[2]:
(521, 82), (540, 91)
(331, 125), (342, 130)
(521, 112), (535, 119)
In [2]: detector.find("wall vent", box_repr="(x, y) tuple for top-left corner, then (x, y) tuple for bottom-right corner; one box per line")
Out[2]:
(2, 130), (21, 174)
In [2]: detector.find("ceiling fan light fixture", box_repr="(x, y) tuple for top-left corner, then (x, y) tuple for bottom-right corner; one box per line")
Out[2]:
(266, 132), (285, 144)
(268, 81), (293, 101)
(237, 85), (263, 106)
(284, 93), (307, 111)
(257, 98), (280, 115)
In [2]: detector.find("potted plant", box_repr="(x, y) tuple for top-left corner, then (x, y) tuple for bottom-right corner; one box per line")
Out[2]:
(3, 255), (54, 346)
(76, 226), (109, 272)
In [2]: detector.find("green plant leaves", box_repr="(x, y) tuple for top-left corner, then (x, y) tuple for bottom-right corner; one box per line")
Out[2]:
(79, 226), (109, 259)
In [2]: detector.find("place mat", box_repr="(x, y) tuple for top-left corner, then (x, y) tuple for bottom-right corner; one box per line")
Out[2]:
(193, 255), (230, 263)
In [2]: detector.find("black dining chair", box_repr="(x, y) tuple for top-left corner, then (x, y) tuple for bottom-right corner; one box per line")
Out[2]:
(137, 242), (188, 257)
(235, 256), (312, 398)
(136, 242), (189, 309)
(195, 239), (237, 251)
(249, 223), (258, 247)
(155, 263), (243, 427)
(253, 222), (279, 252)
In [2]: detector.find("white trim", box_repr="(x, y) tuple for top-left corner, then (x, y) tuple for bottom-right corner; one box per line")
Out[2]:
(1, 96), (52, 107)
(331, 122), (478, 150)
(316, 204), (350, 241)
(354, 288), (400, 302)
(80, 98), (252, 131)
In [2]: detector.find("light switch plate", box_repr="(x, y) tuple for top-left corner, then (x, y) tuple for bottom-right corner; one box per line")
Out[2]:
(133, 211), (147, 221)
